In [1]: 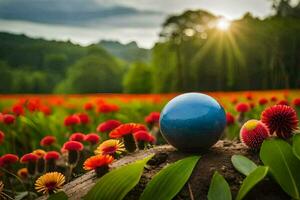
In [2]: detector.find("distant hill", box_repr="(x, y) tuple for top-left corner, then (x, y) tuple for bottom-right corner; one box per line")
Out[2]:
(0, 32), (125, 93)
(98, 40), (150, 62)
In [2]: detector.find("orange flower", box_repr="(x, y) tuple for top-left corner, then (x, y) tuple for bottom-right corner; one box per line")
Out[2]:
(83, 155), (114, 171)
(109, 123), (147, 138)
(32, 149), (46, 158)
(17, 168), (28, 179)
(94, 139), (125, 156)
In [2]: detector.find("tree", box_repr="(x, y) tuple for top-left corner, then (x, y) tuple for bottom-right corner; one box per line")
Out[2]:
(123, 62), (153, 93)
(0, 61), (13, 93)
(56, 55), (122, 93)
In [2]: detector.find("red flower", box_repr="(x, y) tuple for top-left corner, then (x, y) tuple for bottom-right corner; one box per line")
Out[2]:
(109, 123), (146, 138)
(236, 103), (250, 113)
(249, 102), (255, 109)
(132, 123), (147, 132)
(44, 151), (60, 161)
(12, 104), (24, 116)
(0, 112), (3, 122)
(148, 134), (156, 143)
(97, 120), (121, 132)
(40, 136), (56, 147)
(226, 113), (235, 125)
(245, 92), (253, 100)
(26, 99), (40, 112)
(64, 115), (80, 126)
(62, 141), (84, 151)
(69, 133), (85, 142)
(84, 133), (100, 145)
(39, 105), (52, 116)
(109, 123), (134, 138)
(240, 120), (269, 149)
(0, 154), (19, 167)
(231, 98), (238, 105)
(97, 103), (119, 113)
(258, 98), (268, 105)
(3, 114), (15, 124)
(270, 96), (277, 102)
(20, 153), (39, 163)
(77, 113), (90, 124)
(0, 131), (4, 144)
(293, 98), (300, 107)
(83, 155), (114, 170)
(134, 131), (155, 143)
(84, 103), (94, 111)
(145, 112), (160, 125)
(277, 100), (289, 106)
(261, 105), (299, 138)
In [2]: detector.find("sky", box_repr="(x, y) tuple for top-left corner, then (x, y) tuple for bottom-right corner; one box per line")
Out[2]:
(0, 0), (273, 48)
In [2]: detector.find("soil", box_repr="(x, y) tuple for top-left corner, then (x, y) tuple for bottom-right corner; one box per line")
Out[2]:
(38, 140), (290, 200)
(124, 140), (289, 200)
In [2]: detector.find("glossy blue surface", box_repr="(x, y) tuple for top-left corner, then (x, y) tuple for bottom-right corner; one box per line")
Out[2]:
(160, 93), (226, 152)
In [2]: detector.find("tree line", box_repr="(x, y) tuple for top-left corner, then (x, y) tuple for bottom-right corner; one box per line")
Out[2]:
(0, 0), (300, 93)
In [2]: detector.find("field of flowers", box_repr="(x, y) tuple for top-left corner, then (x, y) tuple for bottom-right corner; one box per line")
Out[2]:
(0, 90), (300, 199)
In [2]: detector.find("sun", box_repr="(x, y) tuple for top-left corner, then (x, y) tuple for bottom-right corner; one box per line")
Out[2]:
(216, 18), (231, 31)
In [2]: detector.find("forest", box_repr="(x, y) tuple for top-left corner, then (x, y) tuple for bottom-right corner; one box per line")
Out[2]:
(0, 1), (299, 94)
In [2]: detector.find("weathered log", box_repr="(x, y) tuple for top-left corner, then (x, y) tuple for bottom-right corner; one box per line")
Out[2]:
(37, 141), (289, 200)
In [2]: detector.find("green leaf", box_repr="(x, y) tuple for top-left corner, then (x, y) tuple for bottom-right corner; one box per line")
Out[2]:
(207, 171), (232, 200)
(292, 134), (300, 160)
(48, 191), (68, 200)
(236, 166), (268, 200)
(140, 155), (200, 200)
(84, 154), (153, 200)
(231, 155), (257, 176)
(260, 138), (300, 199)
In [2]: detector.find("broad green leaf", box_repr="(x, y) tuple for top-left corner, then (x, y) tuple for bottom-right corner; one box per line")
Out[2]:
(207, 171), (232, 200)
(84, 154), (153, 200)
(140, 155), (200, 200)
(48, 191), (68, 200)
(260, 139), (300, 199)
(293, 134), (300, 160)
(231, 155), (257, 176)
(236, 166), (268, 200)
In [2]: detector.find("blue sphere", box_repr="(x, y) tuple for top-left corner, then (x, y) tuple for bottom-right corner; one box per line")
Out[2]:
(160, 93), (226, 152)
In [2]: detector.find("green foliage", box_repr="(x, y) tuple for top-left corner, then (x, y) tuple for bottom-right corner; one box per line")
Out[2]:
(84, 155), (153, 200)
(151, 11), (300, 92)
(207, 171), (232, 200)
(236, 166), (269, 200)
(48, 191), (68, 200)
(140, 155), (200, 200)
(56, 54), (122, 93)
(293, 134), (300, 160)
(0, 61), (13, 93)
(123, 62), (153, 93)
(0, 33), (125, 93)
(260, 138), (300, 199)
(231, 155), (257, 176)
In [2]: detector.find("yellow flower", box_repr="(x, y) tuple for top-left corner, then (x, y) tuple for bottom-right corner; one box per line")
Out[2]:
(94, 139), (125, 156)
(35, 172), (65, 194)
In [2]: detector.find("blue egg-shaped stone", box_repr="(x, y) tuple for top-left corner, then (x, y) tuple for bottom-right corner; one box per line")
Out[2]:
(160, 93), (226, 152)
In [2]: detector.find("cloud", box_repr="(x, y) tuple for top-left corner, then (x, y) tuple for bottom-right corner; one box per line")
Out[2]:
(0, 0), (162, 26)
